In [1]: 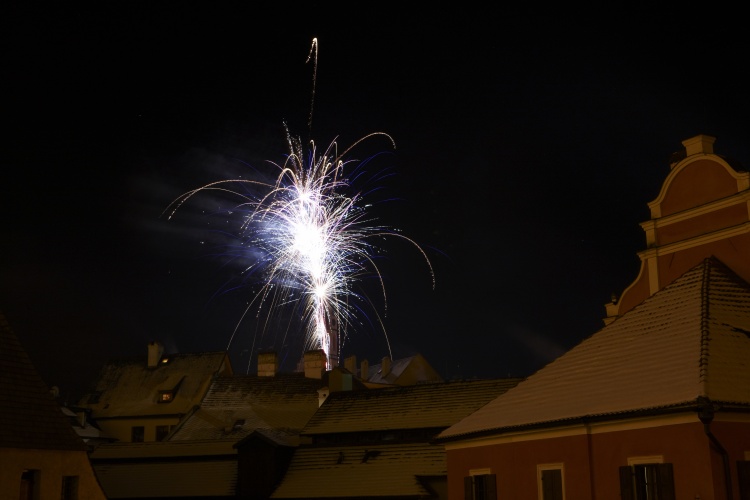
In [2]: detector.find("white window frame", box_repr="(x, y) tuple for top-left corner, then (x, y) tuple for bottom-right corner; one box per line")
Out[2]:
(537, 463), (565, 500)
(467, 468), (494, 500)
(469, 468), (492, 476)
(627, 455), (663, 465)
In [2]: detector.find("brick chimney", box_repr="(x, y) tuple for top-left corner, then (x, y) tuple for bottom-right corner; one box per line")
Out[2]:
(147, 341), (164, 368)
(344, 355), (357, 374)
(317, 387), (329, 407)
(381, 356), (391, 377)
(304, 349), (326, 379)
(360, 359), (369, 381)
(257, 351), (278, 377)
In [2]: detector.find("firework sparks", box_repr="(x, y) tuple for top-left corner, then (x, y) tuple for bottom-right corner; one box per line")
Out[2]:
(163, 40), (433, 371)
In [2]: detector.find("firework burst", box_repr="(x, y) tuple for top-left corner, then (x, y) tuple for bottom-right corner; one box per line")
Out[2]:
(163, 40), (433, 371)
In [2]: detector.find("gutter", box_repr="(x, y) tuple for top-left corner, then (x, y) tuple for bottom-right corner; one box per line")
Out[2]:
(698, 397), (733, 500)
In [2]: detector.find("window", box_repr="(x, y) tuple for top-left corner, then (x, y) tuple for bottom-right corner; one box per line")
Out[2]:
(738, 460), (750, 500)
(156, 425), (170, 441)
(61, 475), (79, 500)
(619, 463), (675, 500)
(131, 425), (145, 442)
(158, 390), (174, 403)
(464, 469), (496, 500)
(20, 469), (40, 500)
(538, 464), (564, 500)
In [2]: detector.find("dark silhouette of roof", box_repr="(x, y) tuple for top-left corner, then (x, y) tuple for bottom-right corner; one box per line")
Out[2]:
(0, 311), (86, 450)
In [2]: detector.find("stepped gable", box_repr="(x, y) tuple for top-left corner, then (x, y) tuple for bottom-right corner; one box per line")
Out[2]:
(0, 311), (86, 450)
(439, 257), (750, 440)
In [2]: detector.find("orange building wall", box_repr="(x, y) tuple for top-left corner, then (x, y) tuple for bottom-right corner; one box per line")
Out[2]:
(656, 234), (750, 289)
(656, 204), (748, 246)
(660, 160), (739, 216)
(446, 420), (747, 500)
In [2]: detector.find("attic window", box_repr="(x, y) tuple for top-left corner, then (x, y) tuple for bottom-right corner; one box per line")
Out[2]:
(160, 357), (170, 365)
(158, 390), (174, 403)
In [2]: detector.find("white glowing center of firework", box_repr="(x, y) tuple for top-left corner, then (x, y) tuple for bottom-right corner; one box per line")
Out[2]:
(164, 130), (433, 373)
(293, 223), (325, 271)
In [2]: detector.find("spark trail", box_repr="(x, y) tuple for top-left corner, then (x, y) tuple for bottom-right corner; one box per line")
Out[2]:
(163, 39), (433, 371)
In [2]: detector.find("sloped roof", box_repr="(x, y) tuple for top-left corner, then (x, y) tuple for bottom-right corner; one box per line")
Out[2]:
(302, 378), (521, 436)
(270, 442), (445, 499)
(90, 440), (237, 498)
(439, 257), (750, 440)
(81, 351), (229, 418)
(364, 353), (443, 385)
(0, 311), (87, 451)
(169, 373), (324, 442)
(91, 438), (237, 459)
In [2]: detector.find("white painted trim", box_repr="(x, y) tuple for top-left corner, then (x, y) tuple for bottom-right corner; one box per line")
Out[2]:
(627, 455), (663, 465)
(469, 468), (491, 476)
(536, 463), (565, 500)
(636, 220), (750, 257)
(647, 190), (750, 226)
(443, 412), (703, 450)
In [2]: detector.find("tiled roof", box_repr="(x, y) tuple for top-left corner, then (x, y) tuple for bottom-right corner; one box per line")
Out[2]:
(90, 438), (237, 458)
(364, 353), (442, 385)
(0, 311), (86, 450)
(270, 442), (445, 499)
(170, 373), (324, 442)
(439, 257), (750, 440)
(90, 440), (237, 498)
(81, 351), (229, 418)
(302, 378), (521, 436)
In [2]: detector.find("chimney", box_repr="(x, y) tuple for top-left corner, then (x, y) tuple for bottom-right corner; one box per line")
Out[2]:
(381, 356), (391, 377)
(304, 349), (326, 379)
(328, 369), (352, 393)
(257, 351), (278, 377)
(360, 359), (369, 381)
(147, 341), (164, 368)
(317, 387), (329, 407)
(344, 355), (357, 374)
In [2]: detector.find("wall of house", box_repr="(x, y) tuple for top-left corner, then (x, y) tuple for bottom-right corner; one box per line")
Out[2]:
(98, 415), (180, 442)
(0, 447), (107, 500)
(446, 418), (749, 500)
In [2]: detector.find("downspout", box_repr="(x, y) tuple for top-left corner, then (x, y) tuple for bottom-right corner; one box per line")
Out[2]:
(698, 398), (732, 500)
(584, 419), (596, 500)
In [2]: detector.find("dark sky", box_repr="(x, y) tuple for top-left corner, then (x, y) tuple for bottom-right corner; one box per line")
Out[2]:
(4, 6), (749, 403)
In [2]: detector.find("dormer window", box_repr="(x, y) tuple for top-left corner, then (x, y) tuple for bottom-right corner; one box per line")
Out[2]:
(157, 375), (183, 404)
(158, 390), (174, 403)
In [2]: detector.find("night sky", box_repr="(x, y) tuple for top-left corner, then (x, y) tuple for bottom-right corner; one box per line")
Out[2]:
(4, 6), (749, 404)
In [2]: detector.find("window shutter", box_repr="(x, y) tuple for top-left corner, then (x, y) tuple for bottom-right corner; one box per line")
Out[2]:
(619, 466), (634, 500)
(738, 461), (750, 500)
(464, 476), (473, 500)
(485, 474), (497, 500)
(656, 463), (675, 500)
(541, 469), (563, 500)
